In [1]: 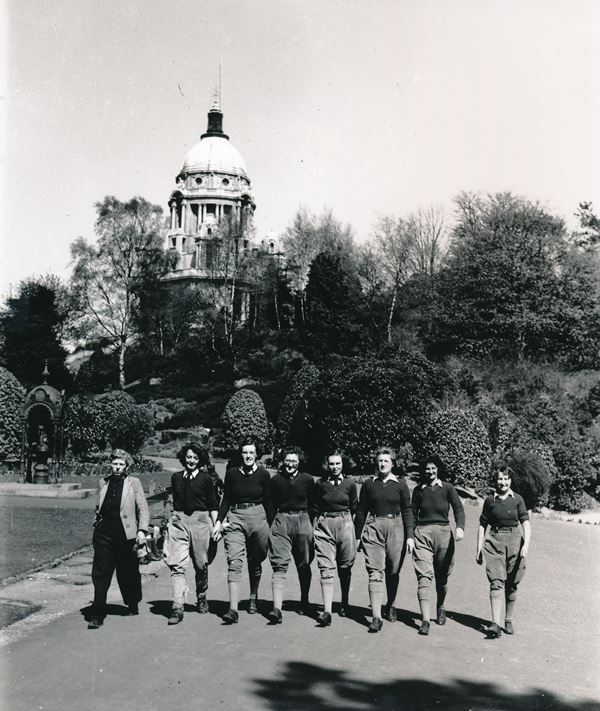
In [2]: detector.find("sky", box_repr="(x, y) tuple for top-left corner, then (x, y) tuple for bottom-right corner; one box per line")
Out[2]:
(1, 0), (599, 291)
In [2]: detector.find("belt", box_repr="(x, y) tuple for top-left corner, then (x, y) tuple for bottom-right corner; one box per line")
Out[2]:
(231, 502), (261, 511)
(491, 525), (517, 532)
(279, 509), (307, 515)
(374, 513), (400, 519)
(321, 511), (350, 518)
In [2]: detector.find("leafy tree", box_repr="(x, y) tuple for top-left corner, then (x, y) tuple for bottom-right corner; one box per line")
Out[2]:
(505, 450), (552, 510)
(572, 201), (600, 250)
(0, 276), (70, 389)
(63, 390), (154, 455)
(300, 353), (452, 471)
(219, 389), (271, 453)
(70, 196), (168, 388)
(418, 408), (492, 490)
(276, 364), (321, 448)
(0, 367), (25, 460)
(304, 251), (366, 358)
(433, 192), (570, 360)
(282, 207), (355, 325)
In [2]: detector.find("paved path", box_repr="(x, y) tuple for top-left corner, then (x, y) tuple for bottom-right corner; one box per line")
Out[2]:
(0, 504), (598, 711)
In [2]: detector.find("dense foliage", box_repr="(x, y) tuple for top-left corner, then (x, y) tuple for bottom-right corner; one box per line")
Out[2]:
(0, 367), (25, 460)
(63, 390), (154, 455)
(276, 364), (321, 448)
(505, 450), (552, 510)
(219, 389), (271, 453)
(298, 353), (451, 471)
(0, 276), (71, 389)
(418, 408), (492, 490)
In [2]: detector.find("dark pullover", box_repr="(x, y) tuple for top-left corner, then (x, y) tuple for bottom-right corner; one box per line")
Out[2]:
(311, 478), (358, 517)
(354, 477), (414, 540)
(217, 466), (274, 524)
(171, 469), (218, 515)
(270, 472), (315, 513)
(411, 481), (465, 529)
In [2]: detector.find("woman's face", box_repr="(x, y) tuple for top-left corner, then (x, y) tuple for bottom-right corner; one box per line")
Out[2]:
(496, 471), (511, 494)
(377, 454), (393, 476)
(424, 462), (438, 482)
(241, 445), (257, 468)
(327, 455), (343, 478)
(283, 453), (300, 476)
(185, 449), (200, 472)
(111, 457), (127, 477)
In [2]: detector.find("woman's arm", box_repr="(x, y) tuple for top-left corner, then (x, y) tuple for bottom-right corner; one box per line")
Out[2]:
(521, 519), (531, 557)
(476, 524), (486, 564)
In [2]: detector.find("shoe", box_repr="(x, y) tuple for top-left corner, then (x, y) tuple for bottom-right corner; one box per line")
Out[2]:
(504, 619), (514, 635)
(383, 605), (397, 623)
(197, 597), (209, 614)
(418, 620), (430, 636)
(247, 598), (258, 615)
(368, 617), (383, 633)
(222, 608), (239, 624)
(87, 617), (103, 629)
(317, 611), (332, 627)
(268, 608), (283, 624)
(338, 604), (348, 618)
(127, 603), (139, 616)
(485, 622), (502, 639)
(167, 607), (184, 625)
(436, 607), (446, 626)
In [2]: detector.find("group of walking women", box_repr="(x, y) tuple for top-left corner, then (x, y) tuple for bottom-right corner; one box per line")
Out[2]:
(87, 439), (531, 640)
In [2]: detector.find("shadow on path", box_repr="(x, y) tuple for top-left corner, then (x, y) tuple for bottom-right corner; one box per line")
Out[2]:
(252, 662), (600, 711)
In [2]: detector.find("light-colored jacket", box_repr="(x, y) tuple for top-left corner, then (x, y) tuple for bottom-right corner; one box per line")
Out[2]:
(95, 475), (150, 539)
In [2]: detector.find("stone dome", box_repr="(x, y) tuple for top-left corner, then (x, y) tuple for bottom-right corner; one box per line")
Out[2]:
(181, 136), (248, 179)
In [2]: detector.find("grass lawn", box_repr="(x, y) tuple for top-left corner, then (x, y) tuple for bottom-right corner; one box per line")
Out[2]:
(0, 505), (94, 581)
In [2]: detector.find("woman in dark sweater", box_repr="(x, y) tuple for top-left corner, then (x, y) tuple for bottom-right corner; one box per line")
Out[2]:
(162, 442), (218, 625)
(212, 436), (273, 624)
(476, 465), (531, 638)
(411, 454), (465, 636)
(354, 447), (414, 633)
(311, 449), (358, 626)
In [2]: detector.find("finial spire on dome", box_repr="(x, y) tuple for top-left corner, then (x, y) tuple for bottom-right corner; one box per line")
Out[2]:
(202, 60), (228, 140)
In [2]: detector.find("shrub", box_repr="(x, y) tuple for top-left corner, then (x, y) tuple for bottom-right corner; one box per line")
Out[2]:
(418, 408), (492, 490)
(63, 390), (154, 455)
(277, 364), (321, 448)
(219, 389), (271, 454)
(0, 367), (25, 460)
(300, 353), (451, 472)
(476, 403), (515, 454)
(518, 398), (595, 512)
(505, 450), (552, 510)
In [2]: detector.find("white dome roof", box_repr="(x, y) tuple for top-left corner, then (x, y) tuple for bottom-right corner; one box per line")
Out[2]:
(181, 136), (248, 178)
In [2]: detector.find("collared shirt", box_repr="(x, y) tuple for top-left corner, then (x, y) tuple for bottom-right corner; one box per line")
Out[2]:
(480, 489), (528, 528)
(375, 473), (398, 484)
(184, 468), (199, 480)
(420, 478), (443, 489)
(239, 462), (258, 477)
(411, 478), (465, 529)
(286, 470), (299, 481)
(311, 476), (357, 517)
(329, 475), (344, 486)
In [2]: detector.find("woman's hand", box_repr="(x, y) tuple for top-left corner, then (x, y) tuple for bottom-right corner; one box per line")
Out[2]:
(455, 527), (464, 542)
(136, 531), (146, 545)
(521, 543), (529, 558)
(212, 521), (222, 541)
(406, 537), (415, 554)
(476, 550), (483, 565)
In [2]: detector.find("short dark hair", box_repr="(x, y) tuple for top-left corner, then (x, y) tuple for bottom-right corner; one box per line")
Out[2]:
(419, 453), (447, 479)
(282, 446), (305, 466)
(322, 448), (347, 471)
(238, 435), (262, 458)
(177, 441), (211, 469)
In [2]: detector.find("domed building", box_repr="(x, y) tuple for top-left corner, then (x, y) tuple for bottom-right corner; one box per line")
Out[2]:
(163, 94), (263, 283)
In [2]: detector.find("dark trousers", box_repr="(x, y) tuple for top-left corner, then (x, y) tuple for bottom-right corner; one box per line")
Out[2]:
(92, 522), (141, 616)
